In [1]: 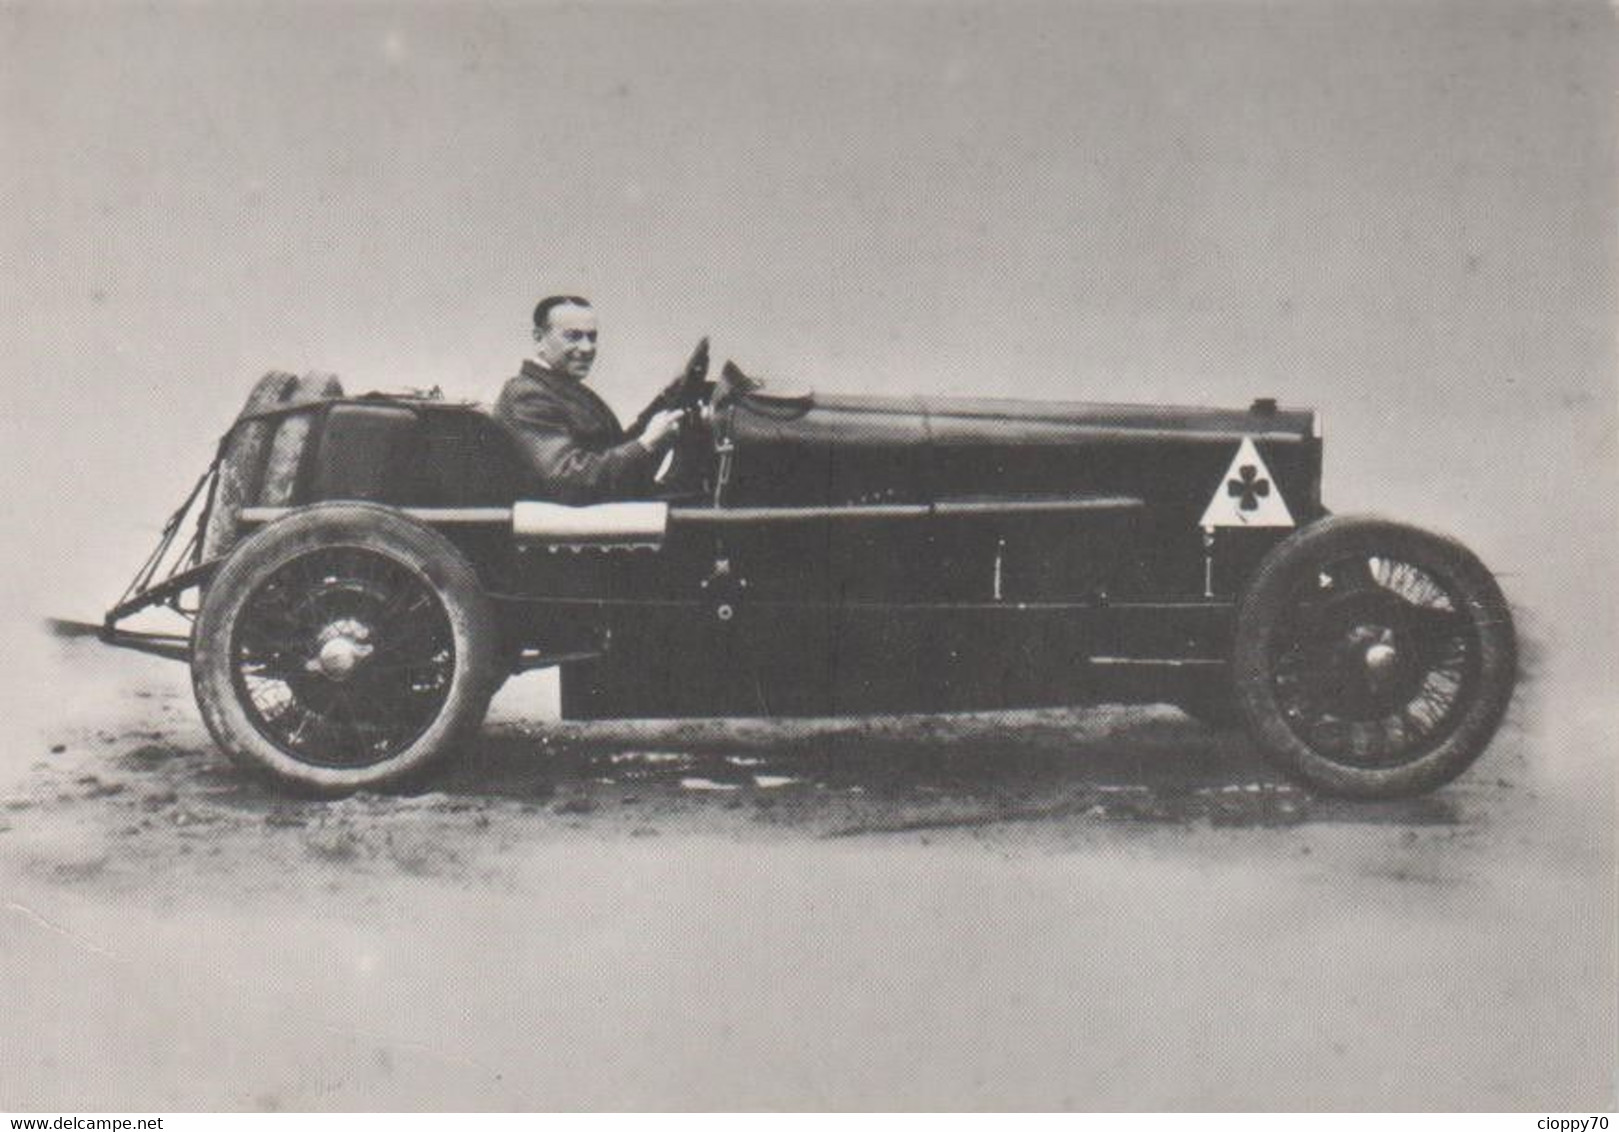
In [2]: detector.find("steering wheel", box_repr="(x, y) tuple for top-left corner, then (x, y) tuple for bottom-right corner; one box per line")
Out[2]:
(653, 337), (712, 488)
(672, 336), (711, 414)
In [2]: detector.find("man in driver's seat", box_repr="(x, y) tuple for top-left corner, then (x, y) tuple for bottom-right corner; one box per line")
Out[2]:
(495, 295), (684, 505)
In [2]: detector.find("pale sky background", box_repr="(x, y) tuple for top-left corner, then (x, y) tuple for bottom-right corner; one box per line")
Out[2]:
(3, 1), (1615, 695)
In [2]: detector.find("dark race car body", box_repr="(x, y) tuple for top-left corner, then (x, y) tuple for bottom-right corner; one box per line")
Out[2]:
(98, 358), (1514, 799)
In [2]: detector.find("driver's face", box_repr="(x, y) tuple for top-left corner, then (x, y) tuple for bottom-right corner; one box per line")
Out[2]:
(534, 304), (598, 381)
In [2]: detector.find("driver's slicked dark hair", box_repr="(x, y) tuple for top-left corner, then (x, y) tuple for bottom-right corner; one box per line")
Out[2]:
(533, 295), (592, 332)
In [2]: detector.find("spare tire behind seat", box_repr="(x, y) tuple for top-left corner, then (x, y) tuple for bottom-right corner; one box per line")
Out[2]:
(259, 372), (343, 506)
(201, 372), (344, 561)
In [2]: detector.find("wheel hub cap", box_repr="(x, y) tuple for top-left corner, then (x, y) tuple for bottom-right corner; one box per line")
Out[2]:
(1350, 625), (1402, 695)
(1363, 640), (1398, 673)
(1313, 618), (1421, 720)
(307, 618), (373, 681)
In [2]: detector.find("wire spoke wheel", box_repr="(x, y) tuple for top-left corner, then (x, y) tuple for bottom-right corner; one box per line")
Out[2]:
(231, 547), (456, 769)
(1268, 553), (1474, 768)
(1232, 516), (1516, 798)
(193, 504), (499, 794)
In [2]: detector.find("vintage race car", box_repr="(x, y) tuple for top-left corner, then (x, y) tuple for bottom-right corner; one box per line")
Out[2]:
(96, 343), (1517, 798)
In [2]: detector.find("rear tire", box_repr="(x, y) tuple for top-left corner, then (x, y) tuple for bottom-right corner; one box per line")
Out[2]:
(192, 503), (500, 794)
(1231, 515), (1516, 798)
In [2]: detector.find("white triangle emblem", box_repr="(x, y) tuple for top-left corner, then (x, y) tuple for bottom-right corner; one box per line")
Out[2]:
(1199, 436), (1295, 529)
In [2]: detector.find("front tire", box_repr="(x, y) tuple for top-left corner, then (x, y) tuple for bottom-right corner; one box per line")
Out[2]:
(192, 504), (501, 794)
(1231, 515), (1516, 798)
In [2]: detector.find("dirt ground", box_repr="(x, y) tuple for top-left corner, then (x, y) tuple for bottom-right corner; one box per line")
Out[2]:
(1, 623), (1612, 1111)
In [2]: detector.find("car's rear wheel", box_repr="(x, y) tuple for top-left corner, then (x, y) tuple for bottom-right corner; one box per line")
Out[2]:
(192, 503), (500, 794)
(1231, 515), (1516, 798)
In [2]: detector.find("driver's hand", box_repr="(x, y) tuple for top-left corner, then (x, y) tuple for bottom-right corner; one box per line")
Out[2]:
(637, 408), (683, 453)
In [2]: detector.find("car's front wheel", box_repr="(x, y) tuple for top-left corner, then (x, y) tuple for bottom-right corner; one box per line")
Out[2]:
(191, 503), (501, 794)
(1231, 515), (1516, 798)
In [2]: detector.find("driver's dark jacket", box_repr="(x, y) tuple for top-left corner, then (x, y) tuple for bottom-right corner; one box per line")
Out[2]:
(494, 360), (654, 505)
